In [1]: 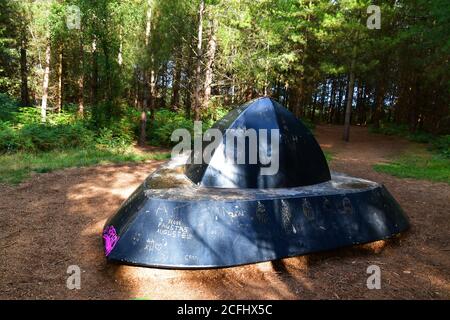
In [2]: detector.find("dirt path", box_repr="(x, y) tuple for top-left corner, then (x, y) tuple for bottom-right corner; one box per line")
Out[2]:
(0, 125), (449, 300)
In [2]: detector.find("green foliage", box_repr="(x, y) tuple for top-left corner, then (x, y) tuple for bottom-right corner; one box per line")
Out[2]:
(96, 126), (133, 150)
(301, 118), (315, 131)
(431, 135), (450, 158)
(148, 105), (232, 146)
(149, 109), (194, 146)
(201, 103), (230, 129)
(370, 122), (448, 158)
(88, 104), (141, 148)
(0, 122), (94, 153)
(0, 93), (19, 121)
(0, 120), (20, 152)
(0, 98), (145, 154)
(0, 148), (170, 185)
(20, 123), (94, 152)
(11, 107), (42, 124)
(374, 151), (450, 184)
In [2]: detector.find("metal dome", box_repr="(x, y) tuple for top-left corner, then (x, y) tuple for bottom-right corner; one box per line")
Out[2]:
(185, 97), (331, 188)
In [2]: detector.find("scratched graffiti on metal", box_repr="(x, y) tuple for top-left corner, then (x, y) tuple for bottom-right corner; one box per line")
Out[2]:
(132, 232), (141, 246)
(302, 198), (314, 220)
(144, 238), (167, 252)
(342, 197), (353, 214)
(256, 201), (268, 224)
(155, 204), (169, 217)
(157, 218), (192, 240)
(218, 205), (245, 219)
(185, 254), (199, 263)
(281, 199), (294, 233)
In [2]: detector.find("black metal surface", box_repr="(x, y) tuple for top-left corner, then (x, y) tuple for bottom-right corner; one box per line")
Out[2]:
(102, 96), (410, 269)
(104, 179), (409, 268)
(185, 97), (331, 188)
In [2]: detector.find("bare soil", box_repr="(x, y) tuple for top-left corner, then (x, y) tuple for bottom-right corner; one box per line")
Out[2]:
(0, 125), (449, 300)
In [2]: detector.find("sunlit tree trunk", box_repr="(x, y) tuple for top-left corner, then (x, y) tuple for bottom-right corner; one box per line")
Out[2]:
(91, 38), (98, 106)
(78, 35), (84, 116)
(193, 0), (205, 120)
(57, 48), (63, 113)
(140, 0), (153, 146)
(118, 29), (123, 67)
(140, 80), (148, 146)
(203, 18), (217, 110)
(41, 40), (51, 123)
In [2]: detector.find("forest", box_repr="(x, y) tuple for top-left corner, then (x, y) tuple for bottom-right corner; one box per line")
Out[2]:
(0, 0), (449, 183)
(0, 0), (450, 300)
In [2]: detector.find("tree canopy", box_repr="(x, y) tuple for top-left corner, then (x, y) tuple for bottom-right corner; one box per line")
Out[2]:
(0, 0), (448, 141)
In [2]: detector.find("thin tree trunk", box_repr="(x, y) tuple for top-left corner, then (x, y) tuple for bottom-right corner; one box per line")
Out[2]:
(57, 48), (63, 113)
(343, 61), (356, 142)
(41, 41), (51, 123)
(310, 91), (318, 122)
(356, 83), (363, 124)
(91, 38), (98, 106)
(134, 68), (140, 108)
(20, 39), (30, 107)
(140, 0), (153, 146)
(336, 80), (344, 124)
(78, 34), (84, 116)
(184, 45), (193, 118)
(140, 84), (148, 146)
(171, 53), (181, 110)
(320, 82), (327, 122)
(203, 18), (217, 110)
(193, 0), (205, 120)
(149, 68), (156, 114)
(328, 80), (336, 123)
(373, 79), (386, 129)
(118, 29), (123, 67)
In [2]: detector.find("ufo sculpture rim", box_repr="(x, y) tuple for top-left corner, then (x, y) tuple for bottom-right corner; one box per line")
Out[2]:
(102, 97), (410, 269)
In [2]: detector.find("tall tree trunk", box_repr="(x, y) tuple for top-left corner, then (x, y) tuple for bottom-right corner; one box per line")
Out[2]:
(171, 53), (181, 110)
(373, 78), (386, 129)
(140, 0), (153, 146)
(149, 68), (156, 118)
(57, 48), (63, 113)
(41, 40), (51, 123)
(91, 38), (98, 106)
(140, 80), (148, 146)
(203, 18), (217, 110)
(310, 91), (318, 122)
(118, 29), (123, 67)
(319, 82), (327, 122)
(356, 83), (363, 124)
(297, 78), (305, 117)
(343, 61), (356, 142)
(193, 0), (205, 120)
(336, 80), (344, 124)
(20, 38), (30, 107)
(78, 34), (84, 116)
(184, 43), (193, 118)
(328, 80), (336, 123)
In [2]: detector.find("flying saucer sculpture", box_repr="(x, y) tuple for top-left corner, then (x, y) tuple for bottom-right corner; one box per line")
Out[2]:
(102, 97), (409, 269)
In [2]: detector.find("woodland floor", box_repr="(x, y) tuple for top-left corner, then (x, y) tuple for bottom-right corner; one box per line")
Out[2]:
(0, 125), (449, 300)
